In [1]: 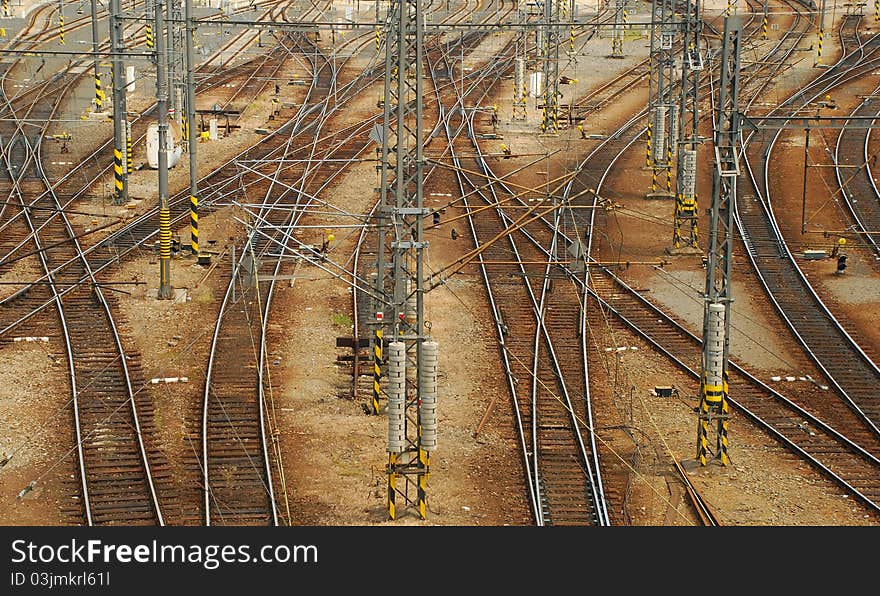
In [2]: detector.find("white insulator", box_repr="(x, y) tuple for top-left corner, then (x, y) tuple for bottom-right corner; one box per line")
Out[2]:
(667, 104), (679, 154)
(653, 107), (667, 163)
(126, 66), (136, 93)
(405, 287), (417, 326)
(209, 118), (219, 140)
(705, 303), (726, 387)
(387, 341), (406, 453)
(419, 342), (439, 451)
(529, 72), (543, 98)
(536, 30), (545, 55)
(682, 149), (698, 198)
(514, 58), (525, 103)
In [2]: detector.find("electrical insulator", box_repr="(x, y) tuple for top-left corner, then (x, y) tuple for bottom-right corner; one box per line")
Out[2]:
(682, 149), (698, 199)
(419, 342), (439, 451)
(705, 303), (725, 395)
(668, 104), (679, 154)
(514, 58), (525, 104)
(387, 341), (406, 453)
(652, 107), (667, 163)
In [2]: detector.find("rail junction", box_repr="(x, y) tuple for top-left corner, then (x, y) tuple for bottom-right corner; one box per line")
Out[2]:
(0, 0), (877, 527)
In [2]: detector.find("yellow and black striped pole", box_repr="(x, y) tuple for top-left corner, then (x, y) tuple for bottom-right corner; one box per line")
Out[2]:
(189, 193), (199, 256)
(375, 25), (381, 53)
(666, 143), (673, 192)
(146, 23), (154, 49)
(59, 13), (64, 45)
(876, 0), (879, 22)
(159, 204), (172, 296)
(372, 327), (382, 415)
(113, 147), (124, 202)
(388, 453), (397, 520)
(816, 28), (823, 66)
(95, 72), (103, 110)
(697, 375), (717, 465)
(719, 371), (730, 465)
(2, 0), (8, 18)
(762, 13), (768, 40)
(126, 121), (133, 174)
(646, 120), (653, 168)
(418, 447), (428, 519)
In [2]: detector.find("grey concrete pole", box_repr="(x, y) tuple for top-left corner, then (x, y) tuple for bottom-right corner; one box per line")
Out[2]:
(111, 0), (128, 204)
(90, 0), (103, 111)
(166, 0), (176, 119)
(156, 0), (172, 299)
(185, 0), (199, 257)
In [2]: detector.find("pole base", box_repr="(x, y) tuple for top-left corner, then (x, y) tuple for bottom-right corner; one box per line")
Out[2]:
(646, 191), (675, 200)
(665, 245), (702, 256)
(680, 458), (702, 472)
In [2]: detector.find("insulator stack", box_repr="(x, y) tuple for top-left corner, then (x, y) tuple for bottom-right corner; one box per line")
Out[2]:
(387, 341), (406, 453)
(705, 303), (726, 392)
(514, 58), (525, 105)
(419, 342), (439, 451)
(668, 104), (679, 154)
(682, 149), (697, 198)
(652, 107), (667, 163)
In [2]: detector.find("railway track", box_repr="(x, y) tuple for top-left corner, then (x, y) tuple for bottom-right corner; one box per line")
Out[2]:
(0, 38), (167, 526)
(201, 23), (388, 525)
(833, 87), (880, 260)
(415, 19), (614, 524)
(0, 1), (308, 336)
(739, 13), (880, 439)
(462, 0), (880, 523)
(560, 2), (880, 517)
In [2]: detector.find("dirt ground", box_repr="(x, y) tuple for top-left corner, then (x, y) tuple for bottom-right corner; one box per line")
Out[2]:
(1, 3), (878, 527)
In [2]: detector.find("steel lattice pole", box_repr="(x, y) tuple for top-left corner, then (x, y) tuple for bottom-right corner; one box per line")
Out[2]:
(696, 15), (742, 467)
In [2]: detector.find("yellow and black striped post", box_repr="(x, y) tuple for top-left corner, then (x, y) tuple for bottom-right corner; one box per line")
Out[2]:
(372, 328), (382, 415)
(387, 453), (397, 520)
(666, 144), (673, 192)
(146, 23), (154, 49)
(816, 28), (823, 66)
(696, 369), (727, 465)
(646, 120), (653, 168)
(417, 447), (428, 519)
(2, 0), (8, 18)
(95, 72), (103, 110)
(59, 13), (64, 45)
(696, 375), (716, 465)
(190, 194), (199, 256)
(762, 14), (768, 40)
(126, 122), (133, 174)
(159, 205), (172, 296)
(719, 371), (730, 465)
(876, 0), (879, 21)
(375, 25), (381, 53)
(113, 147), (124, 201)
